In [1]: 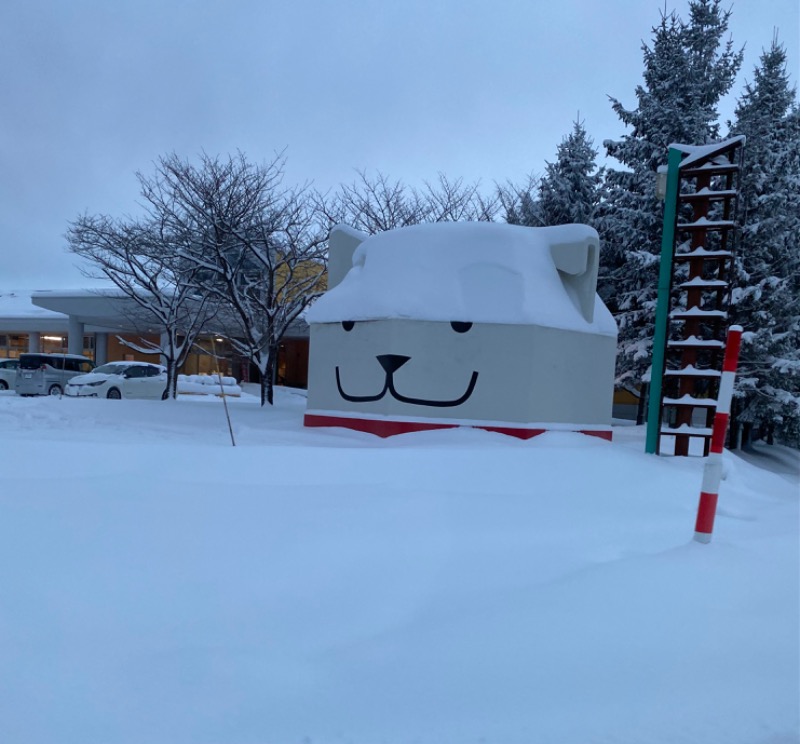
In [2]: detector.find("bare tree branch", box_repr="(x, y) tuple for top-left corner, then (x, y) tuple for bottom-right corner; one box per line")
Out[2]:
(66, 213), (218, 398)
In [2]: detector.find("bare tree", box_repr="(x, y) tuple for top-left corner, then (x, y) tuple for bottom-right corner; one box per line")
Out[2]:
(317, 170), (424, 233)
(497, 173), (543, 226)
(419, 173), (499, 223)
(66, 214), (218, 398)
(317, 170), (499, 234)
(140, 151), (327, 406)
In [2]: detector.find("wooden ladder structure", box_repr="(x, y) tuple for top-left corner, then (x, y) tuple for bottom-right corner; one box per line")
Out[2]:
(657, 138), (745, 456)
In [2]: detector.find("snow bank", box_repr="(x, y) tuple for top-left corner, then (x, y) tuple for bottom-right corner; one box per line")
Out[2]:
(177, 373), (241, 397)
(0, 392), (796, 744)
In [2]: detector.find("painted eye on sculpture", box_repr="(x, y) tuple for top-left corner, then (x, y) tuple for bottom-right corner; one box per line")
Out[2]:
(341, 321), (355, 332)
(450, 321), (473, 334)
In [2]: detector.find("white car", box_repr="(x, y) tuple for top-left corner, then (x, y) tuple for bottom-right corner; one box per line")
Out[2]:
(65, 361), (168, 400)
(0, 358), (19, 391)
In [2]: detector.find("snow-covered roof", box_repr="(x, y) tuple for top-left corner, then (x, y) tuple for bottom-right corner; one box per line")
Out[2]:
(0, 290), (73, 332)
(307, 222), (617, 336)
(0, 291), (68, 320)
(670, 136), (746, 169)
(31, 288), (162, 332)
(0, 288), (156, 333)
(31, 288), (123, 300)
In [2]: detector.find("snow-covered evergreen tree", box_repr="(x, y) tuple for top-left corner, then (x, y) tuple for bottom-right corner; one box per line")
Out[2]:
(500, 119), (602, 228)
(729, 39), (800, 446)
(538, 119), (604, 226)
(600, 0), (743, 387)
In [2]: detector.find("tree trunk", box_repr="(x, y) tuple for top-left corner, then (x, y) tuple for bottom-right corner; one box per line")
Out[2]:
(264, 343), (278, 406)
(727, 398), (740, 450)
(741, 421), (753, 449)
(727, 421), (740, 450)
(166, 359), (178, 399)
(636, 382), (648, 426)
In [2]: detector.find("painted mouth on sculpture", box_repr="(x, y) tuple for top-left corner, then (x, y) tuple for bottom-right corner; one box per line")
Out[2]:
(335, 354), (479, 408)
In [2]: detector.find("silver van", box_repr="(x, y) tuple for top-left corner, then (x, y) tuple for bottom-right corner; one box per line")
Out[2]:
(15, 353), (95, 396)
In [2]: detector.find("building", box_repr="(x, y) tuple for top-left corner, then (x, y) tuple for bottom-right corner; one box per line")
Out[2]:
(0, 290), (309, 387)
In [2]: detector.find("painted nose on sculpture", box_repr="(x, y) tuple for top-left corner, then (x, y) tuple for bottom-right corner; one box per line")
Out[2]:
(377, 354), (411, 375)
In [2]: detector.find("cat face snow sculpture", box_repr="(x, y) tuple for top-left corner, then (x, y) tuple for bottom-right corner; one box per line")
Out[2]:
(305, 222), (617, 438)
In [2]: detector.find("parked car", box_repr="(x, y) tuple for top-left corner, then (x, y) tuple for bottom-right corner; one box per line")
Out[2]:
(15, 353), (95, 396)
(65, 361), (168, 400)
(0, 358), (19, 390)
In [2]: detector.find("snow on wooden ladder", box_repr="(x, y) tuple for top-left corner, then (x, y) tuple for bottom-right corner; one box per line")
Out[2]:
(655, 137), (743, 457)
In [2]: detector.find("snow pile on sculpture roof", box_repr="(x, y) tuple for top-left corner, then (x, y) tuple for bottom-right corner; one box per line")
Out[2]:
(307, 221), (616, 335)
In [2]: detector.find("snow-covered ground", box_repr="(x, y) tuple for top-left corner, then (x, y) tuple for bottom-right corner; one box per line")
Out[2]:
(0, 387), (797, 744)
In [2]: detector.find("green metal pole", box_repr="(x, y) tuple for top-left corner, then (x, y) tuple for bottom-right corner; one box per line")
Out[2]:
(645, 147), (683, 454)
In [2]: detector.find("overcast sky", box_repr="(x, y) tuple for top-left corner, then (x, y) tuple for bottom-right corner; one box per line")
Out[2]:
(1, 0), (797, 289)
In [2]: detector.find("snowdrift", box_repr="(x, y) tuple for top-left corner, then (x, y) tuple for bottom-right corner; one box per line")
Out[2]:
(0, 390), (796, 744)
(177, 373), (241, 397)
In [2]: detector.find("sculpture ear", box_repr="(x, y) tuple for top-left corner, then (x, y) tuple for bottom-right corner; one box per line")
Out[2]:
(327, 224), (368, 290)
(549, 235), (600, 323)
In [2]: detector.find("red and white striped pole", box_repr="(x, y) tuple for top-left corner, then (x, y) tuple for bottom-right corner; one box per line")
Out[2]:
(693, 325), (743, 544)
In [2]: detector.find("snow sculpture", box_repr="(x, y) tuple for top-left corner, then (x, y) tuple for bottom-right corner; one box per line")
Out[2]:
(305, 221), (617, 438)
